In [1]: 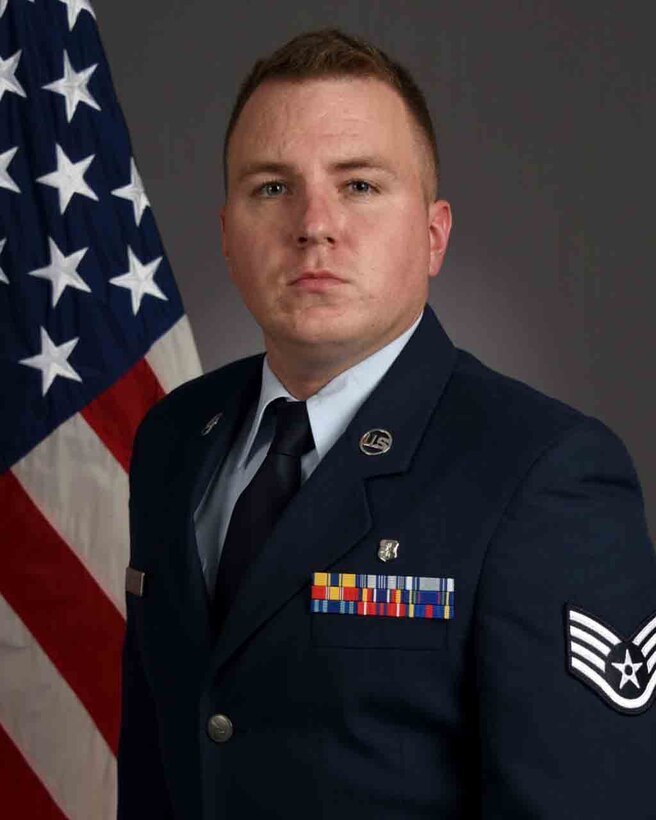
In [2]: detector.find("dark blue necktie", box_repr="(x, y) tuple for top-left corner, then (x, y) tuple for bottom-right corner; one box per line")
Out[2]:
(213, 398), (314, 630)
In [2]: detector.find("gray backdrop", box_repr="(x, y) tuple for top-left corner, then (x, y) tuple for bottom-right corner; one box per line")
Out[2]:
(94, 0), (655, 537)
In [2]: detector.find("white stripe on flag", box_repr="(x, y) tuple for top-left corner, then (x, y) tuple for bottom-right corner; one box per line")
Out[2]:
(0, 594), (117, 820)
(145, 315), (202, 393)
(11, 413), (129, 616)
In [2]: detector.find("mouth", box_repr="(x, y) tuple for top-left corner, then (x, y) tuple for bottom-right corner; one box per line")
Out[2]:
(290, 270), (346, 286)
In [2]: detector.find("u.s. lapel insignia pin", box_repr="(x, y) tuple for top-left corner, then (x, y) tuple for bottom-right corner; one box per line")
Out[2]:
(201, 412), (223, 436)
(360, 429), (392, 455)
(378, 539), (400, 562)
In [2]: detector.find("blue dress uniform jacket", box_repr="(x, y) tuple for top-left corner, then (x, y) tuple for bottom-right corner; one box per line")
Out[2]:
(118, 304), (656, 819)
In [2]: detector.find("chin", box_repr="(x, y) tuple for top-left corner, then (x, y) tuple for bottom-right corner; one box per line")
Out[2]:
(278, 320), (358, 352)
(290, 327), (352, 348)
(283, 305), (355, 333)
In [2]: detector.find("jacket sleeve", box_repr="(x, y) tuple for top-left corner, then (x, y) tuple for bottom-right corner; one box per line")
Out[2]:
(474, 417), (656, 819)
(117, 411), (175, 819)
(117, 600), (174, 819)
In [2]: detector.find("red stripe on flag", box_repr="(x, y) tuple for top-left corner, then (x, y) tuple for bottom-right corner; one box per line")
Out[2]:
(1, 471), (124, 753)
(81, 358), (165, 472)
(0, 725), (66, 819)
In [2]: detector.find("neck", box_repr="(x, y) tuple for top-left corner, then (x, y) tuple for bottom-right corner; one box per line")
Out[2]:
(264, 311), (422, 400)
(265, 350), (363, 400)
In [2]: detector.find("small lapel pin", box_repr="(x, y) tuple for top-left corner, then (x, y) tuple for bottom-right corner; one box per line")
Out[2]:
(378, 539), (400, 562)
(201, 412), (223, 436)
(125, 566), (146, 597)
(360, 429), (393, 456)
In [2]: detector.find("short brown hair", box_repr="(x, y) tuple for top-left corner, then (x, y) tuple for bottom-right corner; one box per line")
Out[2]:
(222, 28), (440, 203)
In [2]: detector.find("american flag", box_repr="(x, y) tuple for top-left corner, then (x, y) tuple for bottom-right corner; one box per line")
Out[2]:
(0, 1), (201, 816)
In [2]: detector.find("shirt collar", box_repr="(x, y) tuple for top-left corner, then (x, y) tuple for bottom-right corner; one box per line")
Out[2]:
(237, 365), (296, 469)
(239, 309), (424, 468)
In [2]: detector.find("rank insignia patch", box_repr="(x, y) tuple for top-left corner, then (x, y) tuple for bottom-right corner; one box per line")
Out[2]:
(311, 573), (454, 619)
(565, 604), (656, 714)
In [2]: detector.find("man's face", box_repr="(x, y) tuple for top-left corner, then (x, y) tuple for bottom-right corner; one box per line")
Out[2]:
(220, 76), (451, 366)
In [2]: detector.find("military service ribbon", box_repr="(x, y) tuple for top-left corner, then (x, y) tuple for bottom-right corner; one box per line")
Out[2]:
(311, 572), (454, 619)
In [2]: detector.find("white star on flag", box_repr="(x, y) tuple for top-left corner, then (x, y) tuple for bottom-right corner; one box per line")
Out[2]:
(28, 237), (91, 306)
(0, 146), (20, 193)
(36, 143), (98, 214)
(58, 0), (96, 32)
(19, 326), (83, 396)
(0, 237), (8, 284)
(0, 49), (27, 101)
(111, 158), (151, 226)
(611, 648), (643, 690)
(43, 50), (100, 122)
(109, 246), (168, 315)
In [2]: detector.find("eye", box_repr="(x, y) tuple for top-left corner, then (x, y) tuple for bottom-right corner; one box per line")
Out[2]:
(347, 179), (378, 195)
(255, 180), (287, 197)
(253, 179), (379, 198)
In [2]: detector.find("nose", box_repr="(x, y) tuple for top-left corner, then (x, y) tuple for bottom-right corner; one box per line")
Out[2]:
(294, 187), (337, 247)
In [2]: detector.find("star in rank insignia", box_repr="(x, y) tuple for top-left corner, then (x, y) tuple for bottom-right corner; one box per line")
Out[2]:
(564, 604), (656, 714)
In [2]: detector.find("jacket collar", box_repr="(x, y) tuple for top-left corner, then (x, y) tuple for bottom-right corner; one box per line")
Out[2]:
(240, 308), (425, 468)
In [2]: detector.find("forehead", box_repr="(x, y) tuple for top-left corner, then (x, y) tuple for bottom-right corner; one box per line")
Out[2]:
(229, 76), (419, 163)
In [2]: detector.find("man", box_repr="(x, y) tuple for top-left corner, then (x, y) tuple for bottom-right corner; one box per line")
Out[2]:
(118, 28), (656, 819)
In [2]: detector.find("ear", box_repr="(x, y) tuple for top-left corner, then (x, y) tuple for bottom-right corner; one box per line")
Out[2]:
(427, 199), (452, 279)
(219, 205), (229, 263)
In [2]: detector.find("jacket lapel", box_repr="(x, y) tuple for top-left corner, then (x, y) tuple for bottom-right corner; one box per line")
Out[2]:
(207, 305), (457, 676)
(158, 357), (263, 649)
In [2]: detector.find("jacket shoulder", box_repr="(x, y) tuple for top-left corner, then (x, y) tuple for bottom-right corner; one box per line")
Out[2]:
(150, 353), (260, 421)
(130, 353), (262, 471)
(447, 348), (618, 457)
(446, 349), (645, 534)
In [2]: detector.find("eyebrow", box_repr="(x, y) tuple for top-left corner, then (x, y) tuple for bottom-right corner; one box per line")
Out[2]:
(236, 156), (397, 184)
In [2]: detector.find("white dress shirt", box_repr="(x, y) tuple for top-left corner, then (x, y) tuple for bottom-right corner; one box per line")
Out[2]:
(194, 309), (424, 594)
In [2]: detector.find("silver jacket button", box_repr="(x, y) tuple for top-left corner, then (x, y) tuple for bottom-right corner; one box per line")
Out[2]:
(207, 713), (233, 743)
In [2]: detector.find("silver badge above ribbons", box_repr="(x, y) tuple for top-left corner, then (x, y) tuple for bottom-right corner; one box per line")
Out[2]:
(378, 539), (400, 562)
(201, 412), (223, 436)
(360, 429), (392, 456)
